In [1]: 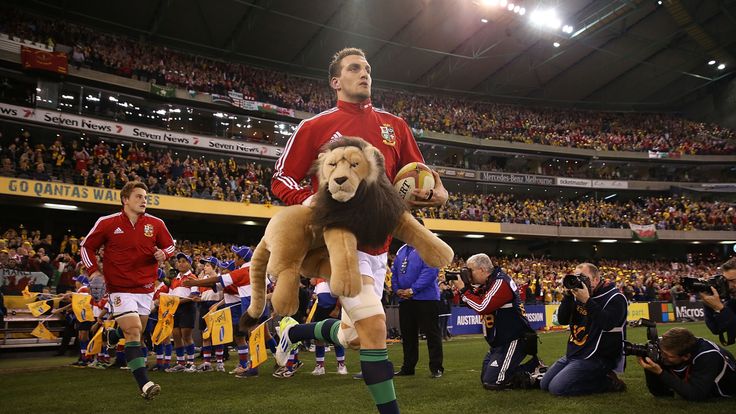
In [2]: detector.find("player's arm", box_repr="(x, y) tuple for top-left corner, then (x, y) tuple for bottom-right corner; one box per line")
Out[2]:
(183, 276), (220, 288)
(80, 217), (108, 278)
(461, 279), (514, 315)
(271, 121), (320, 205)
(395, 119), (448, 208)
(154, 221), (176, 262)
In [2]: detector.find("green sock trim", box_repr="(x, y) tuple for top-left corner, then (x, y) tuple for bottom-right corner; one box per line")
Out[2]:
(329, 321), (340, 344)
(314, 321), (326, 341)
(368, 380), (397, 405)
(125, 341), (141, 348)
(128, 356), (146, 371)
(360, 349), (388, 362)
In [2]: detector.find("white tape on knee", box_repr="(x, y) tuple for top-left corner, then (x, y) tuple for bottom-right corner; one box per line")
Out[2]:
(343, 286), (384, 322)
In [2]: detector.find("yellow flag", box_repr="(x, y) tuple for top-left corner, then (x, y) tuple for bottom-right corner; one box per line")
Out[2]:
(103, 320), (116, 329)
(86, 326), (104, 355)
(202, 312), (214, 340)
(248, 320), (269, 368)
(306, 297), (319, 323)
(31, 322), (58, 340)
(71, 293), (94, 322)
(27, 300), (51, 317)
(151, 315), (174, 345)
(22, 285), (39, 299)
(211, 307), (233, 346)
(158, 294), (180, 319)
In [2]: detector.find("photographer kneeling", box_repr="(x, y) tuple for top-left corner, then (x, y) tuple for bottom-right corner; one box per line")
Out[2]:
(540, 263), (628, 396)
(450, 254), (543, 390)
(698, 258), (736, 345)
(638, 327), (736, 400)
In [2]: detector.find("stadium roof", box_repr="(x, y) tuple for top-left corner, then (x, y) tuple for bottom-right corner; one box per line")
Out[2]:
(15, 0), (736, 110)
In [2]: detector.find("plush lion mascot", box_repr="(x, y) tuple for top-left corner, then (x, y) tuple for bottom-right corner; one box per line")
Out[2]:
(241, 136), (453, 328)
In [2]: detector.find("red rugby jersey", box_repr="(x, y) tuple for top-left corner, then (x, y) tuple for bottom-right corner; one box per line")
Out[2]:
(80, 211), (175, 293)
(271, 99), (424, 254)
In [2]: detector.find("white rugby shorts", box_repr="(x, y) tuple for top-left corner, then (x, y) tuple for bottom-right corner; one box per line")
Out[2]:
(109, 292), (154, 318)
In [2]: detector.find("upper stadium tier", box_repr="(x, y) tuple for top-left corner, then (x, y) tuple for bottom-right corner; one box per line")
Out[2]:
(1, 124), (734, 236)
(0, 8), (734, 156)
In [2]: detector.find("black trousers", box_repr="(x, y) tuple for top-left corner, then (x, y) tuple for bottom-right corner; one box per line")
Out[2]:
(399, 300), (444, 373)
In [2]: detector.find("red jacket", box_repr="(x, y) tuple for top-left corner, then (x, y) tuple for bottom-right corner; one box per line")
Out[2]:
(80, 211), (175, 293)
(271, 99), (424, 253)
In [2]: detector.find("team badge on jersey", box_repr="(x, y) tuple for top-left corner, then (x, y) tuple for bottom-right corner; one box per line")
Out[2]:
(113, 295), (122, 307)
(144, 224), (154, 237)
(380, 124), (396, 146)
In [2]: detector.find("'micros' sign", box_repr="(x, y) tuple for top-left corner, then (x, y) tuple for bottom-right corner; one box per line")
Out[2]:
(674, 301), (705, 321)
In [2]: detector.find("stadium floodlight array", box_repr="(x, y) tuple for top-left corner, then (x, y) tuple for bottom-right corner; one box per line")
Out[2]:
(477, 1), (573, 35)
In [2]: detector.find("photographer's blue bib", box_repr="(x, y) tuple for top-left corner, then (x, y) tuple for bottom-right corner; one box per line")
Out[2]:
(567, 283), (627, 372)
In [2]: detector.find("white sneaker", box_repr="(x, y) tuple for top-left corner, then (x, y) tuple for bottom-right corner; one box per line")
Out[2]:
(337, 364), (348, 375)
(197, 362), (213, 372)
(140, 381), (161, 400)
(229, 365), (247, 375)
(272, 366), (295, 378)
(215, 362), (225, 372)
(165, 364), (185, 373)
(311, 365), (325, 376)
(275, 317), (299, 367)
(184, 363), (197, 373)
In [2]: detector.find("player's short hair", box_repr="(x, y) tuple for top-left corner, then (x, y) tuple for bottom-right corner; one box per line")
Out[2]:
(722, 257), (736, 273)
(660, 327), (697, 356)
(120, 181), (148, 205)
(328, 47), (367, 81)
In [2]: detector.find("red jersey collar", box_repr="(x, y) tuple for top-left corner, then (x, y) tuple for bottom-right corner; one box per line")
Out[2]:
(337, 99), (372, 113)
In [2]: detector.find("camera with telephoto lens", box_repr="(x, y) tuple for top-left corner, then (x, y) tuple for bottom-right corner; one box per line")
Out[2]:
(562, 273), (588, 290)
(680, 274), (729, 298)
(445, 267), (472, 286)
(623, 318), (661, 364)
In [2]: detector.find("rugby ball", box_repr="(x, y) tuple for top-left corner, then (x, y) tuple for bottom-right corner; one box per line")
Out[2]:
(393, 162), (435, 201)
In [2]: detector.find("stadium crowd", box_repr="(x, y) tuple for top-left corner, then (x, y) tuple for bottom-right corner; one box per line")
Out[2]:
(2, 222), (721, 305)
(419, 193), (736, 231)
(1, 9), (735, 155)
(1, 130), (734, 231)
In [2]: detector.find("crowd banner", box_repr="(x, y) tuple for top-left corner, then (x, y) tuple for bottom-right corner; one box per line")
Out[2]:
(0, 102), (283, 159)
(150, 83), (175, 98)
(629, 223), (658, 242)
(20, 46), (68, 75)
(210, 90), (296, 117)
(648, 302), (677, 323)
(1, 268), (50, 294)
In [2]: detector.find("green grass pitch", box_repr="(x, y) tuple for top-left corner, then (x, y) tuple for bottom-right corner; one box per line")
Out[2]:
(1, 322), (735, 413)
